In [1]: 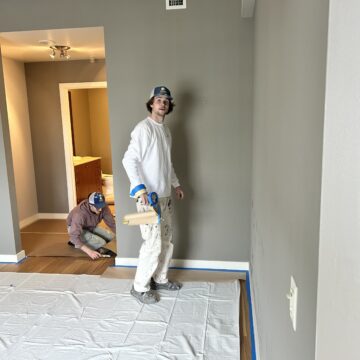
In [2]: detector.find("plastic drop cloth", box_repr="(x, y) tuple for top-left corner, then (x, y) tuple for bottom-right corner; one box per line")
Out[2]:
(0, 272), (240, 360)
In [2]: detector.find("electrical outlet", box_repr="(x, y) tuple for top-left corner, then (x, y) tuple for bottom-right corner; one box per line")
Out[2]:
(286, 276), (298, 331)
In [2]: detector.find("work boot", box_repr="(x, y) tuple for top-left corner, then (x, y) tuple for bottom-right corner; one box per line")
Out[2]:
(130, 286), (159, 304)
(150, 278), (182, 291)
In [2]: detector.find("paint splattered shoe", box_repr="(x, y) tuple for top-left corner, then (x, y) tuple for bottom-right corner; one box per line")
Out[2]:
(150, 278), (182, 291)
(130, 286), (159, 304)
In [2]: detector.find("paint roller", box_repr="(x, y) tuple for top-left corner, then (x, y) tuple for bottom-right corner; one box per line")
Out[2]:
(122, 192), (161, 226)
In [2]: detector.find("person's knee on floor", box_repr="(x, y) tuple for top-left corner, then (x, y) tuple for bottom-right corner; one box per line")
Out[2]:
(66, 192), (117, 260)
(93, 226), (115, 243)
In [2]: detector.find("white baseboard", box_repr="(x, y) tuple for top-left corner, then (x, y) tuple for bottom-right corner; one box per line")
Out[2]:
(19, 213), (68, 229)
(38, 213), (68, 220)
(0, 250), (26, 263)
(19, 214), (39, 229)
(115, 257), (249, 271)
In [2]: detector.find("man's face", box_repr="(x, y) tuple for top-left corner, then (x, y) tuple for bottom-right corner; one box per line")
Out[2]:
(151, 96), (170, 117)
(90, 204), (102, 214)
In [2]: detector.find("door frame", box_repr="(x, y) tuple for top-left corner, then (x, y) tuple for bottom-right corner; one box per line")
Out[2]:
(59, 81), (107, 211)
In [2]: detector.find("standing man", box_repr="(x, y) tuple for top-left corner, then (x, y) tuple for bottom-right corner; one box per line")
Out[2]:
(122, 86), (184, 304)
(67, 192), (117, 259)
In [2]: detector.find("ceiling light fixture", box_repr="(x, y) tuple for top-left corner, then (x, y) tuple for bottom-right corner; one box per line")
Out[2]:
(49, 45), (71, 60)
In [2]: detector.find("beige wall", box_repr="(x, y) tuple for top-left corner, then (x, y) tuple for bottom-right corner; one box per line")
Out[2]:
(70, 88), (112, 174)
(70, 89), (92, 156)
(89, 88), (112, 174)
(2, 57), (38, 222)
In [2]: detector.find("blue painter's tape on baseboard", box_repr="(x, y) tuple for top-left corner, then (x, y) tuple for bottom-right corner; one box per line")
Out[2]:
(246, 271), (257, 360)
(112, 265), (248, 273)
(109, 265), (137, 269)
(115, 258), (249, 271)
(169, 267), (248, 272)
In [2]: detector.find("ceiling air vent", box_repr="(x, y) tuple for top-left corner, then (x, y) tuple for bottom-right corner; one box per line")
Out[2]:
(166, 0), (186, 10)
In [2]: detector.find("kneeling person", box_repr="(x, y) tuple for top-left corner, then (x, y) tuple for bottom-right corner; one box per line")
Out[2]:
(67, 192), (116, 259)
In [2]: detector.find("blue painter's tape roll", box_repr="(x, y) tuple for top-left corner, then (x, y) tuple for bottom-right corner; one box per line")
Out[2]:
(148, 192), (158, 206)
(147, 192), (161, 224)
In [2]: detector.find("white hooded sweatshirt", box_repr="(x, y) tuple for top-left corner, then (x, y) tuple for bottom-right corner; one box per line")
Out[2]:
(122, 117), (180, 198)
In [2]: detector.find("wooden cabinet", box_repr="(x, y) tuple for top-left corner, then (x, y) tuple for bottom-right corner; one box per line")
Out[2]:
(74, 158), (102, 204)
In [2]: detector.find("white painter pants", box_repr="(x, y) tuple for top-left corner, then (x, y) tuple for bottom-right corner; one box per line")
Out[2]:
(133, 197), (173, 292)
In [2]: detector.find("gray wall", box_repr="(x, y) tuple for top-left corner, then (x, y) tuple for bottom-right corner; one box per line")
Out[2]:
(316, 0), (360, 358)
(251, 0), (328, 359)
(0, 0), (253, 262)
(3, 57), (38, 222)
(0, 50), (21, 254)
(24, 60), (106, 213)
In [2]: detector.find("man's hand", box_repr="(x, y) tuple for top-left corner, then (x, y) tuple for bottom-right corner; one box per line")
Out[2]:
(139, 192), (149, 205)
(81, 245), (101, 260)
(175, 186), (184, 200)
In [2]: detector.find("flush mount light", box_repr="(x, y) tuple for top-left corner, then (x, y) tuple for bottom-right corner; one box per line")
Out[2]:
(49, 45), (71, 60)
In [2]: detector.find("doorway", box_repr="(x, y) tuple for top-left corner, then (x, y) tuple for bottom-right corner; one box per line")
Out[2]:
(59, 81), (114, 211)
(1, 27), (117, 260)
(20, 82), (116, 258)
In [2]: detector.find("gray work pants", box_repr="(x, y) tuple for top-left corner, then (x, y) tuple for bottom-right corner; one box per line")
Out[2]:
(68, 226), (115, 250)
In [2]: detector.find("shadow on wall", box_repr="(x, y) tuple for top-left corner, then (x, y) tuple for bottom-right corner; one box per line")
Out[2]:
(170, 86), (197, 259)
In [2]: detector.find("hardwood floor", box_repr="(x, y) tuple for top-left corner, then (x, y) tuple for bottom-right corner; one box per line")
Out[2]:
(0, 219), (252, 359)
(0, 256), (115, 275)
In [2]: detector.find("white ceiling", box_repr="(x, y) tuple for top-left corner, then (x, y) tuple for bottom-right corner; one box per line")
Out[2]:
(0, 27), (105, 62)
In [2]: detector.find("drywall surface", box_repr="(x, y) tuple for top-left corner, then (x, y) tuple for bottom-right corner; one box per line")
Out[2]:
(0, 52), (21, 254)
(2, 57), (38, 222)
(316, 0), (360, 359)
(0, 0), (253, 262)
(24, 60), (106, 213)
(88, 88), (112, 174)
(70, 89), (93, 157)
(251, 0), (328, 358)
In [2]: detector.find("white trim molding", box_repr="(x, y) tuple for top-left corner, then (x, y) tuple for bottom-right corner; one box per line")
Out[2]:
(38, 213), (68, 220)
(19, 213), (68, 229)
(115, 257), (249, 271)
(0, 250), (26, 263)
(19, 214), (40, 229)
